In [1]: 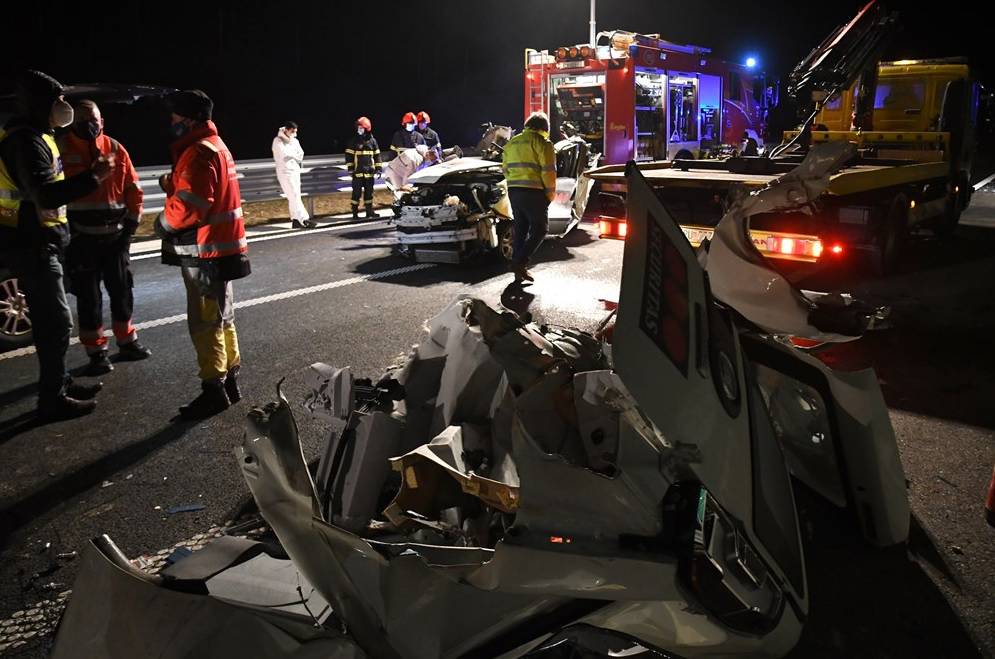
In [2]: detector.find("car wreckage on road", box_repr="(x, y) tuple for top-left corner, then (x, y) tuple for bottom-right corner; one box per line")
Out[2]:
(393, 125), (597, 264)
(52, 143), (910, 659)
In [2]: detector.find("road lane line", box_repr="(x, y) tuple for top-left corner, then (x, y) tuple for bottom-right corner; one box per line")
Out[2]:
(974, 171), (995, 191)
(0, 262), (434, 362)
(130, 217), (392, 261)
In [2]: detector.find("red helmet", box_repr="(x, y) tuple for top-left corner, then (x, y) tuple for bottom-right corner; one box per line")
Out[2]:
(416, 111), (431, 125)
(401, 112), (417, 126)
(356, 116), (372, 131)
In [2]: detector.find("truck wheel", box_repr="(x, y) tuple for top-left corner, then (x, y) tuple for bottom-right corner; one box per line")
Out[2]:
(935, 193), (961, 238)
(0, 267), (33, 350)
(675, 149), (695, 161)
(495, 221), (515, 263)
(872, 196), (909, 276)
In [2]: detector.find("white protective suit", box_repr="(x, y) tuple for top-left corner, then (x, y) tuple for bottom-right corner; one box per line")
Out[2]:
(384, 144), (432, 192)
(272, 128), (309, 222)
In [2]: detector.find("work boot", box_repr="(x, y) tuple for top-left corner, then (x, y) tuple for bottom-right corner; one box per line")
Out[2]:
(365, 207), (377, 219)
(83, 351), (113, 376)
(37, 396), (97, 422)
(224, 365), (242, 404)
(351, 206), (360, 220)
(66, 380), (102, 400)
(292, 219), (305, 229)
(117, 340), (152, 361)
(512, 265), (534, 285)
(178, 380), (230, 420)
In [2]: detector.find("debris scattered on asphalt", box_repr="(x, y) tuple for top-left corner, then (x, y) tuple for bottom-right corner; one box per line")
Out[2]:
(936, 475), (958, 488)
(125, 473), (134, 480)
(38, 582), (65, 592)
(166, 503), (206, 515)
(951, 545), (964, 555)
(100, 480), (114, 488)
(56, 552), (77, 561)
(153, 505), (162, 511)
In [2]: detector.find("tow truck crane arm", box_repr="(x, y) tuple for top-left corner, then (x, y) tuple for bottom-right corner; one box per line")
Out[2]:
(771, 0), (898, 156)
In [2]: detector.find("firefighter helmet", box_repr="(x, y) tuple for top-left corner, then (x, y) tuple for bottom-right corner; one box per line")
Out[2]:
(401, 111), (417, 126)
(416, 111), (431, 125)
(356, 116), (372, 131)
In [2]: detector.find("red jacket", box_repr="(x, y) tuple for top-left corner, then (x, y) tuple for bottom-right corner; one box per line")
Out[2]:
(58, 131), (143, 234)
(158, 121), (249, 280)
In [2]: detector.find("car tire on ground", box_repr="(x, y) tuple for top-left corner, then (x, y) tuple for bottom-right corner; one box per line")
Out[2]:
(0, 267), (33, 350)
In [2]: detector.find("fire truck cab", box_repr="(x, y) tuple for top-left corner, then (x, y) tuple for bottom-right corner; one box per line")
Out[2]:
(524, 30), (766, 165)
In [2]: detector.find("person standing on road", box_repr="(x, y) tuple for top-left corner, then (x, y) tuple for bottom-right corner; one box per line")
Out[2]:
(502, 111), (556, 285)
(390, 112), (425, 157)
(345, 116), (381, 219)
(416, 111), (441, 156)
(272, 121), (315, 229)
(156, 90), (250, 420)
(59, 100), (152, 376)
(0, 70), (112, 420)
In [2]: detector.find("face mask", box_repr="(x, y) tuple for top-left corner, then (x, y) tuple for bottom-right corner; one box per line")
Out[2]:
(357, 128), (366, 135)
(288, 131), (297, 139)
(418, 123), (427, 131)
(73, 120), (102, 141)
(171, 120), (191, 139)
(405, 123), (415, 132)
(50, 99), (74, 128)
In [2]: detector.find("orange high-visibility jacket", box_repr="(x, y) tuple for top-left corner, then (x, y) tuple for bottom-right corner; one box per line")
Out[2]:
(58, 131), (143, 234)
(158, 121), (249, 279)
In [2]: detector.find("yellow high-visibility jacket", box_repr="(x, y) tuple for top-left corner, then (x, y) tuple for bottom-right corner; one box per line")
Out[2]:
(502, 128), (556, 201)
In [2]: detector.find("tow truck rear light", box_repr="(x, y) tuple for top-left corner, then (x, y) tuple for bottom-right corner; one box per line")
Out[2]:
(599, 217), (627, 239)
(830, 244), (844, 255)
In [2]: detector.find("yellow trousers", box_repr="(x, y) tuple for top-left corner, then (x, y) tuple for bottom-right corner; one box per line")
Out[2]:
(181, 266), (240, 381)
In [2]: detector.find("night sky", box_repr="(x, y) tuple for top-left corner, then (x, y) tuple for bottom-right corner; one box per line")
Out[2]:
(5, 1), (988, 166)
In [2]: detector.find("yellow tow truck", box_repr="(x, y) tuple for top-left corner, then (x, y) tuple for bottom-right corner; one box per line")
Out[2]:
(590, 1), (983, 275)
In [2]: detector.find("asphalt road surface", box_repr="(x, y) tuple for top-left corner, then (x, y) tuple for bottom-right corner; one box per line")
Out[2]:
(0, 183), (993, 657)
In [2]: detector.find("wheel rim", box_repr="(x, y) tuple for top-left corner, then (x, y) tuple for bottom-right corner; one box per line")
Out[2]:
(0, 277), (31, 337)
(498, 226), (514, 261)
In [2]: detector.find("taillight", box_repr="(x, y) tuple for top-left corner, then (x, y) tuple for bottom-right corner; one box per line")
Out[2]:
(830, 244), (844, 255)
(599, 216), (627, 239)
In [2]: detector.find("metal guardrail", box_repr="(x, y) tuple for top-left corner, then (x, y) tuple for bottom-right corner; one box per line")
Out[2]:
(136, 154), (348, 214)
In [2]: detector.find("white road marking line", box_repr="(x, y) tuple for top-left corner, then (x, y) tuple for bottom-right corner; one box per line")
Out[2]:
(130, 216), (392, 260)
(974, 171), (995, 191)
(0, 262), (433, 362)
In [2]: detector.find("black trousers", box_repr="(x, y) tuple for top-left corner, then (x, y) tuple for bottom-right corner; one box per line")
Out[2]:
(66, 233), (135, 353)
(351, 176), (374, 208)
(10, 246), (72, 404)
(508, 187), (550, 266)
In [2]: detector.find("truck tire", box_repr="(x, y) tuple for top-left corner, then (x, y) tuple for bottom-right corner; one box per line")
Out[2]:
(675, 149), (695, 161)
(0, 267), (33, 350)
(495, 221), (514, 264)
(872, 195), (909, 276)
(936, 172), (970, 238)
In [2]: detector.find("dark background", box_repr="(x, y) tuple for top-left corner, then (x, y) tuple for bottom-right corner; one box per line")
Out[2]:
(4, 0), (991, 165)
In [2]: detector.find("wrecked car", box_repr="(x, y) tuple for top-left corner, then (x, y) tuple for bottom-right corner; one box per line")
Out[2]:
(393, 124), (597, 264)
(52, 143), (909, 659)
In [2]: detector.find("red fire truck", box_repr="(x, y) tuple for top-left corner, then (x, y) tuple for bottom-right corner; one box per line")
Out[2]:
(524, 30), (767, 165)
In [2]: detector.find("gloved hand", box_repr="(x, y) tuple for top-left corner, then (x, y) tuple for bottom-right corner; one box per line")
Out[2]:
(158, 173), (173, 194)
(153, 213), (169, 238)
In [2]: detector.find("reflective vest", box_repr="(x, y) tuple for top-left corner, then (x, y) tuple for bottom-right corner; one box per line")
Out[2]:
(159, 123), (247, 269)
(501, 128), (556, 199)
(58, 131), (143, 235)
(0, 127), (68, 230)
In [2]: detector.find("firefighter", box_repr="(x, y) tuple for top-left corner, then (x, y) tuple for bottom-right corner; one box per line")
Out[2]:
(60, 100), (152, 376)
(416, 111), (441, 156)
(345, 117), (382, 219)
(272, 121), (315, 229)
(155, 90), (251, 420)
(390, 112), (425, 156)
(501, 111), (556, 284)
(0, 70), (112, 420)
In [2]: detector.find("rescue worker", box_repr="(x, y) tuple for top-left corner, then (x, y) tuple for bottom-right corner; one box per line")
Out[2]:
(155, 90), (251, 420)
(383, 144), (438, 192)
(0, 70), (112, 420)
(416, 111), (441, 156)
(345, 117), (381, 219)
(60, 100), (152, 376)
(272, 121), (315, 229)
(390, 112), (425, 156)
(501, 111), (556, 284)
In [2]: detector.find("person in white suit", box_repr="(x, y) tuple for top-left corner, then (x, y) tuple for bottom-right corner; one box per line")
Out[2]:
(272, 122), (315, 229)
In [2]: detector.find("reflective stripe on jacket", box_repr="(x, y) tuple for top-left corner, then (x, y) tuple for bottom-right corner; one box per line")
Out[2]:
(345, 134), (382, 177)
(160, 121), (248, 274)
(59, 131), (143, 231)
(0, 128), (67, 229)
(502, 128), (556, 200)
